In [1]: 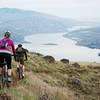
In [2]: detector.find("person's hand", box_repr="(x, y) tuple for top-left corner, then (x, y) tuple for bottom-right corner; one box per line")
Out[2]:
(25, 59), (28, 61)
(14, 55), (16, 61)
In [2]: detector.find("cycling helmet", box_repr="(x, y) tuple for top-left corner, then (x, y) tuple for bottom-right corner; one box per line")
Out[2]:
(4, 31), (11, 38)
(18, 44), (22, 47)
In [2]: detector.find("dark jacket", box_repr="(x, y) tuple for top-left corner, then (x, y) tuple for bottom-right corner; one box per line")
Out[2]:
(16, 47), (27, 60)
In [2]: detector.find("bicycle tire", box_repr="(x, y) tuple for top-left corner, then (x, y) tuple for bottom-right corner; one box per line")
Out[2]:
(2, 65), (8, 88)
(19, 65), (23, 80)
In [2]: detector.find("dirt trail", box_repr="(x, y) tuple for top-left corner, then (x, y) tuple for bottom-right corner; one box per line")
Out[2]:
(0, 68), (20, 100)
(0, 93), (11, 100)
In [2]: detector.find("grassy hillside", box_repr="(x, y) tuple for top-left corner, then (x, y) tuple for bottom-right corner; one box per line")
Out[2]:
(0, 53), (100, 100)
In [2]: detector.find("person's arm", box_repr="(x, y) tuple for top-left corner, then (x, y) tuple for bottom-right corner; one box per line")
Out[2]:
(24, 49), (27, 60)
(16, 48), (18, 56)
(11, 40), (16, 61)
(11, 41), (16, 56)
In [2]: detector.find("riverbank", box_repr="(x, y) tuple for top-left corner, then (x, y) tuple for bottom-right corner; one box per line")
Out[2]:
(64, 26), (100, 49)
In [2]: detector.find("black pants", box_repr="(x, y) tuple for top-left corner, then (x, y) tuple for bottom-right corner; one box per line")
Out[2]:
(0, 53), (12, 69)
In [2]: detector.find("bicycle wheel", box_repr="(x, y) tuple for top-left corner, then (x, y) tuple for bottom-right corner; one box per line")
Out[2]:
(19, 65), (23, 80)
(2, 65), (8, 88)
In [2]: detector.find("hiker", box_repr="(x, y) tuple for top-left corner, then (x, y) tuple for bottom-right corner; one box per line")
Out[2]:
(0, 31), (16, 83)
(16, 44), (27, 78)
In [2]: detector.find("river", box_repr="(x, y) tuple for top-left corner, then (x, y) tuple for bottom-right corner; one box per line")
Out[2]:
(22, 32), (100, 62)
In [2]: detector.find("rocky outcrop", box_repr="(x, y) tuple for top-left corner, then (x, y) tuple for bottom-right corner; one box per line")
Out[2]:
(43, 56), (55, 63)
(67, 78), (81, 89)
(82, 87), (92, 94)
(72, 62), (80, 68)
(67, 77), (92, 95)
(60, 59), (69, 64)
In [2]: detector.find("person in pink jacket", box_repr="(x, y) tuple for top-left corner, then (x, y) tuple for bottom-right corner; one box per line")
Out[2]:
(0, 31), (16, 83)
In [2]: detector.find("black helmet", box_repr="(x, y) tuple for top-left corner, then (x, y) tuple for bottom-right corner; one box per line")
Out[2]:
(4, 31), (11, 38)
(18, 44), (22, 47)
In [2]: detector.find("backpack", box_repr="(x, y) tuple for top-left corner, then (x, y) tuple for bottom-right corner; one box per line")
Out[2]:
(16, 47), (24, 57)
(0, 39), (9, 49)
(17, 47), (23, 53)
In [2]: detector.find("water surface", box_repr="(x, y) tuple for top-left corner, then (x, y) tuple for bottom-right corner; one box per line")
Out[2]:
(23, 33), (100, 62)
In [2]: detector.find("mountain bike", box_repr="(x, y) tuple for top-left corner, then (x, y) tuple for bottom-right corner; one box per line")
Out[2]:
(17, 64), (23, 80)
(0, 55), (14, 88)
(1, 61), (9, 88)
(17, 60), (27, 80)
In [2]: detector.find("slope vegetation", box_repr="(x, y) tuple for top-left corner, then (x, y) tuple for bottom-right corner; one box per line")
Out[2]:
(0, 53), (100, 100)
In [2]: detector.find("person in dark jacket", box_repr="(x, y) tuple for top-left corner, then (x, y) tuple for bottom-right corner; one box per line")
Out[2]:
(16, 44), (27, 78)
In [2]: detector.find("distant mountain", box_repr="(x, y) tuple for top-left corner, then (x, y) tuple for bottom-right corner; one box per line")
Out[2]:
(0, 8), (78, 42)
(64, 27), (100, 49)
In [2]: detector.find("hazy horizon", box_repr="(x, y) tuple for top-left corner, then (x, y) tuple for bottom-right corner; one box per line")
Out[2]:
(0, 0), (100, 21)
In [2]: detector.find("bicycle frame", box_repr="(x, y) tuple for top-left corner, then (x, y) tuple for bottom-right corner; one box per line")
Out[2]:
(0, 55), (14, 88)
(18, 64), (23, 80)
(2, 62), (8, 88)
(17, 58), (26, 80)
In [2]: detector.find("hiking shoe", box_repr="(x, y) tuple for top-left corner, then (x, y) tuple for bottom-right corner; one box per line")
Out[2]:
(7, 77), (11, 87)
(7, 82), (11, 87)
(22, 74), (24, 79)
(8, 77), (11, 83)
(17, 67), (19, 72)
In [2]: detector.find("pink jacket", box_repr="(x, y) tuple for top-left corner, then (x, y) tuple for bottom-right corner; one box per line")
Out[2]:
(0, 38), (16, 55)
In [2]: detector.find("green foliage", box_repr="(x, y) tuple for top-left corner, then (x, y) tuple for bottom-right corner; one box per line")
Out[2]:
(23, 95), (37, 100)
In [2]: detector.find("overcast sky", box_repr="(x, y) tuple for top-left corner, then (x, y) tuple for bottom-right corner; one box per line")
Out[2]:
(0, 0), (100, 20)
